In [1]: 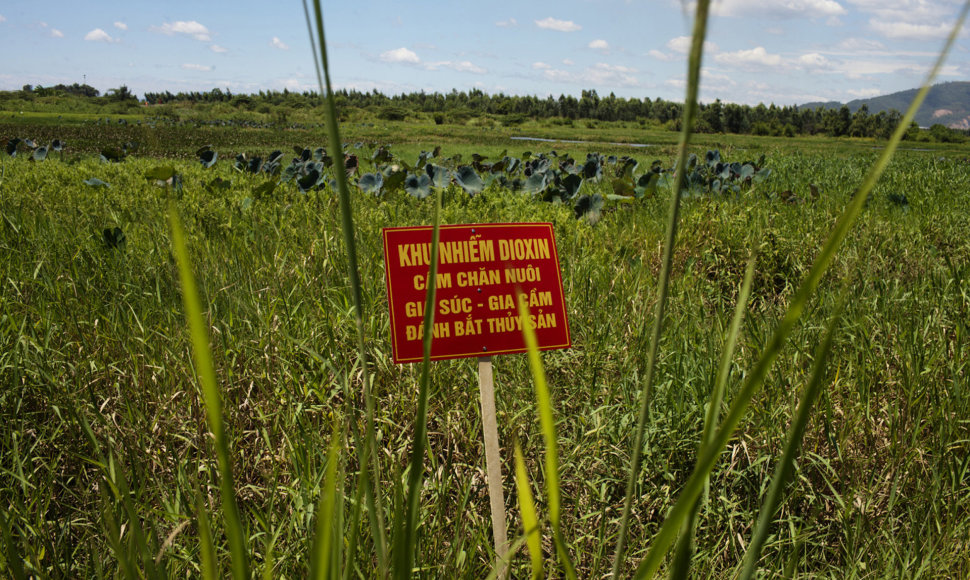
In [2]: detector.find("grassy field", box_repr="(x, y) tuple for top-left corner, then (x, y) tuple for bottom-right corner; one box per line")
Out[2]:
(2, 105), (969, 578)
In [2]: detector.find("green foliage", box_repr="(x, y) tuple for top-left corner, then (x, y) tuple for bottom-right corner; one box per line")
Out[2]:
(2, 4), (970, 574)
(1, 137), (970, 577)
(101, 226), (126, 250)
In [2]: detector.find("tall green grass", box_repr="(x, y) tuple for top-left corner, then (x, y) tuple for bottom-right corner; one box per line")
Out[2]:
(2, 1), (970, 578)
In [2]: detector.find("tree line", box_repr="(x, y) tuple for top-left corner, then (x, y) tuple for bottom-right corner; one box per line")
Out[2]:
(141, 87), (964, 140)
(6, 83), (966, 142)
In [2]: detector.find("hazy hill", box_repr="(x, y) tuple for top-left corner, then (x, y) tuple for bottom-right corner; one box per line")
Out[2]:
(800, 81), (970, 129)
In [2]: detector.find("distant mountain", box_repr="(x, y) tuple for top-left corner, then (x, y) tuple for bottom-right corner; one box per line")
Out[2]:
(800, 81), (970, 129)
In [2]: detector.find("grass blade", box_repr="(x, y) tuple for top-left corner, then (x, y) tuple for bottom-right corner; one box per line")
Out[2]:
(670, 253), (757, 580)
(311, 421), (344, 580)
(513, 440), (543, 579)
(612, 0), (711, 575)
(0, 510), (27, 580)
(633, 6), (970, 577)
(738, 299), (844, 580)
(397, 188), (443, 579)
(100, 481), (138, 580)
(195, 483), (218, 580)
(305, 0), (387, 571)
(517, 292), (577, 579)
(169, 206), (249, 579)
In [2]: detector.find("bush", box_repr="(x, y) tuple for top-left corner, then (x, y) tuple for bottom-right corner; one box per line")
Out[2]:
(378, 106), (408, 121)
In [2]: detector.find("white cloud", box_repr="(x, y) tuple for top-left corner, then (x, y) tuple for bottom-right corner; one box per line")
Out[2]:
(0, 15), (6, 23)
(427, 60), (487, 74)
(182, 63), (212, 72)
(210, 44), (228, 53)
(535, 17), (581, 32)
(869, 20), (957, 40)
(846, 0), (964, 40)
(541, 62), (639, 87)
(533, 61), (551, 70)
(847, 88), (883, 98)
(588, 39), (609, 51)
(40, 23), (64, 38)
(114, 21), (127, 31)
(712, 0), (846, 18)
(153, 21), (211, 41)
(495, 18), (517, 27)
(280, 78), (316, 92)
(714, 46), (783, 68)
(84, 28), (114, 43)
(845, 0), (952, 22)
(562, 59), (574, 66)
(837, 37), (886, 52)
(380, 47), (420, 64)
(667, 36), (718, 54)
(648, 49), (675, 61)
(270, 37), (289, 50)
(798, 53), (830, 68)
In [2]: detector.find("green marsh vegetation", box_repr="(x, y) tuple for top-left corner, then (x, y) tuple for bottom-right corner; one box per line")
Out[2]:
(2, 0), (970, 577)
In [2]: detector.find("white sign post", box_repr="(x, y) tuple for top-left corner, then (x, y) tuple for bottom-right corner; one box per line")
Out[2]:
(477, 356), (509, 576)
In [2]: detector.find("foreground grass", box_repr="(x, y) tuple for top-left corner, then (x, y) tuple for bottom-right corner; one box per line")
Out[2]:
(1, 143), (969, 576)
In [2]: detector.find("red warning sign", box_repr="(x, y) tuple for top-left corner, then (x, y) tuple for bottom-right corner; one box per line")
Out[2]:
(382, 222), (571, 364)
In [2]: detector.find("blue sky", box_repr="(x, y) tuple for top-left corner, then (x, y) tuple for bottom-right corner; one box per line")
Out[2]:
(1, 0), (967, 105)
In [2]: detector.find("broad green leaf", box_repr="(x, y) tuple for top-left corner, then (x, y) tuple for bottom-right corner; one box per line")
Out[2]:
(619, 157), (638, 180)
(383, 168), (407, 192)
(524, 172), (549, 195)
(5, 137), (21, 157)
(705, 149), (721, 167)
(145, 166), (176, 181)
(359, 172), (384, 194)
(427, 164), (451, 189)
(574, 194), (604, 224)
(454, 165), (484, 195)
(561, 174), (583, 198)
(740, 164), (755, 181)
(254, 180), (277, 199)
(635, 172), (660, 198)
(199, 149), (218, 168)
(83, 178), (110, 188)
(344, 153), (359, 178)
(206, 177), (231, 193)
(372, 145), (393, 165)
(100, 147), (125, 162)
(298, 169), (322, 192)
(404, 173), (432, 199)
(611, 178), (635, 197)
